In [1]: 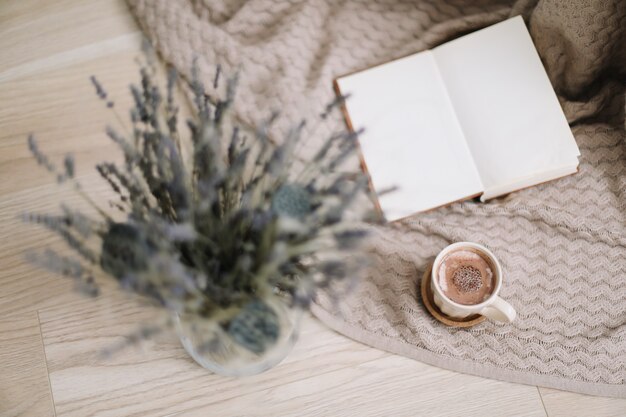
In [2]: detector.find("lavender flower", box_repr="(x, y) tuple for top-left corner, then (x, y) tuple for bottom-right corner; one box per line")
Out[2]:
(23, 52), (379, 355)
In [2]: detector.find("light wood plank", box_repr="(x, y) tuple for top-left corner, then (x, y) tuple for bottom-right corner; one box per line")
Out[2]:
(173, 352), (549, 417)
(38, 292), (387, 416)
(0, 312), (55, 417)
(37, 290), (547, 417)
(539, 387), (626, 417)
(0, 29), (142, 316)
(0, 0), (138, 75)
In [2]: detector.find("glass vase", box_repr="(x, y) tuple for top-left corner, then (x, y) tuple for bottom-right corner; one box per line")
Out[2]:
(174, 296), (302, 377)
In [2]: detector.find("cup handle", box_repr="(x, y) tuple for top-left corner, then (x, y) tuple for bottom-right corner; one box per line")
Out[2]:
(479, 296), (516, 323)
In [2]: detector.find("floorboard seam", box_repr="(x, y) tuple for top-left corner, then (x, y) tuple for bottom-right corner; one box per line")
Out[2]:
(37, 310), (58, 417)
(537, 386), (549, 417)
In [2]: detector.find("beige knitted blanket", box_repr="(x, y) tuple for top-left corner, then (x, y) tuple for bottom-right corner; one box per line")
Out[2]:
(127, 0), (626, 398)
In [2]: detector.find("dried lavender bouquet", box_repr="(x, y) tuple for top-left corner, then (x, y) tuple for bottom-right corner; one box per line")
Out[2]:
(23, 56), (377, 360)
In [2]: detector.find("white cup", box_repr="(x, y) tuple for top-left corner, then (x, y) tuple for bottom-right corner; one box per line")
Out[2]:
(431, 242), (516, 323)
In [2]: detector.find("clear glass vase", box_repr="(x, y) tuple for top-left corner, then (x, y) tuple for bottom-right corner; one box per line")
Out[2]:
(174, 296), (302, 377)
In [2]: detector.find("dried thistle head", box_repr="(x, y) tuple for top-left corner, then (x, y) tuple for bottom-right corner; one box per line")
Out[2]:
(23, 52), (379, 355)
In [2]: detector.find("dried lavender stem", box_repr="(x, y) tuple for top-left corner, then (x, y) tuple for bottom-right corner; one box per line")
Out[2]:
(24, 53), (373, 357)
(73, 183), (112, 222)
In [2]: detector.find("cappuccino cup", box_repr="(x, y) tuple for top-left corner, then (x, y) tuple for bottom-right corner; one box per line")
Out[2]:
(430, 242), (516, 323)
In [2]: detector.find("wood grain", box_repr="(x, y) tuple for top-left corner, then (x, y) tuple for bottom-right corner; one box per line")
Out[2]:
(539, 387), (626, 417)
(38, 292), (547, 417)
(0, 312), (55, 417)
(0, 0), (622, 416)
(171, 353), (549, 417)
(37, 292), (384, 416)
(0, 0), (137, 76)
(0, 26), (141, 317)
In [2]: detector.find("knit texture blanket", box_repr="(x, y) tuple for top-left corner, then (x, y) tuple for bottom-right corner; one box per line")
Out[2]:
(127, 0), (626, 398)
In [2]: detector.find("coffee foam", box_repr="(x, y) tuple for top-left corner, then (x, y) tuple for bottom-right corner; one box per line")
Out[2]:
(437, 250), (494, 305)
(437, 250), (487, 289)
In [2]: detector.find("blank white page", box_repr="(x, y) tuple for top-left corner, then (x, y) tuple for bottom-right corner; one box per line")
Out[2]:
(336, 51), (483, 221)
(433, 16), (580, 200)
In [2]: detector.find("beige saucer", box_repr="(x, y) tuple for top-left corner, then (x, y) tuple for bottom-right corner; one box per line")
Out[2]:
(420, 263), (486, 328)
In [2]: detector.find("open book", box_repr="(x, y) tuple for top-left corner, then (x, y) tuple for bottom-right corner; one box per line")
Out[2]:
(334, 16), (580, 221)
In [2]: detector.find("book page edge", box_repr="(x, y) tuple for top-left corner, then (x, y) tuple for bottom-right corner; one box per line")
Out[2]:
(333, 79), (386, 221)
(388, 192), (483, 223)
(480, 164), (579, 202)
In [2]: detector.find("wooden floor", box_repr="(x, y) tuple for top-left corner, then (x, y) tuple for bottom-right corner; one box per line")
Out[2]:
(0, 1), (624, 416)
